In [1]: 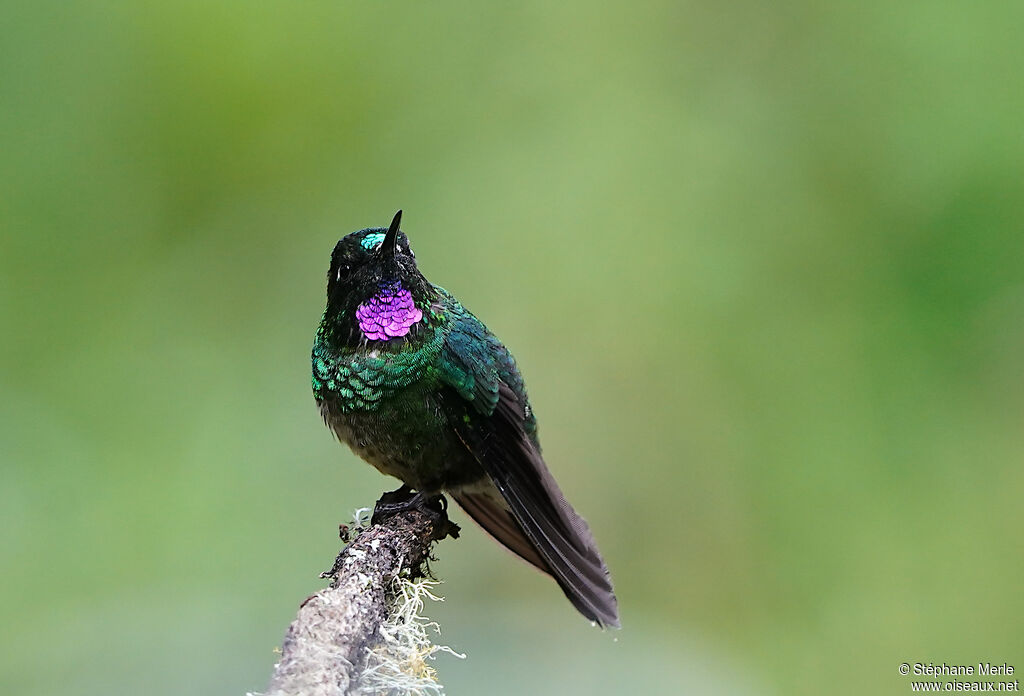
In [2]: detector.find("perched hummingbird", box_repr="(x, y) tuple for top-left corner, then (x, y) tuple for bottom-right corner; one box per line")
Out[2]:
(311, 211), (619, 628)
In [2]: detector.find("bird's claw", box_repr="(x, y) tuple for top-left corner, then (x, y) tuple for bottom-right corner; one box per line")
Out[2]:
(371, 485), (461, 541)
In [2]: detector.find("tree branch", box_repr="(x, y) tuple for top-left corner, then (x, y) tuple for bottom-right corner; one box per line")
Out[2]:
(259, 508), (454, 696)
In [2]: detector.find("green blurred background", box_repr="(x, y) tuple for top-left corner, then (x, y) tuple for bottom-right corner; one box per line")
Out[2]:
(3, 2), (1022, 694)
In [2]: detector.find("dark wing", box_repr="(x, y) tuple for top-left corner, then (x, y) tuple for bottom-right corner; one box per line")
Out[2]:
(436, 298), (619, 627)
(447, 383), (619, 628)
(451, 488), (548, 571)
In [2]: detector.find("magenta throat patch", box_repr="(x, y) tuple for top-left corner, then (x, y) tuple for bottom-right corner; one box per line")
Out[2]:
(356, 282), (423, 341)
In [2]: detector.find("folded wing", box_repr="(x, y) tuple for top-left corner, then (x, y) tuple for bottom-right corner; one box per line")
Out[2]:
(448, 382), (620, 628)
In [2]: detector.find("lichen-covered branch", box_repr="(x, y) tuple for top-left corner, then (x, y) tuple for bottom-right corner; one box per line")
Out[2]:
(258, 508), (457, 696)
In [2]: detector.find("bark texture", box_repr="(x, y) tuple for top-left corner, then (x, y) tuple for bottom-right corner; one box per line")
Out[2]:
(262, 509), (444, 696)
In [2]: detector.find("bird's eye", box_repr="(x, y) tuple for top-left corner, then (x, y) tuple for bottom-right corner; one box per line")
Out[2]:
(336, 264), (350, 281)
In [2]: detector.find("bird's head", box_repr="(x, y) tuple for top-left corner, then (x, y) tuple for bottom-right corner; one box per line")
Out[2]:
(323, 210), (434, 345)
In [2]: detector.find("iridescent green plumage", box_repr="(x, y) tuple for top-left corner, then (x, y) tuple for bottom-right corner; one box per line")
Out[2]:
(312, 311), (444, 413)
(312, 211), (617, 627)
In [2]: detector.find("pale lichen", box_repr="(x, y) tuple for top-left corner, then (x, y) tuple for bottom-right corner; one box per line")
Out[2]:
(254, 506), (460, 696)
(354, 575), (465, 696)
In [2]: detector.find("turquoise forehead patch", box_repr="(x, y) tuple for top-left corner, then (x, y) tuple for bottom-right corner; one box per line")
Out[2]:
(360, 232), (386, 250)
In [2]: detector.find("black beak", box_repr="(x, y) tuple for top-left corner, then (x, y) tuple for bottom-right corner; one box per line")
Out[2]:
(380, 210), (402, 261)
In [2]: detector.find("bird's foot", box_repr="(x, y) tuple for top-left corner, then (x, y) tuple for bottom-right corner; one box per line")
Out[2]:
(371, 483), (415, 515)
(371, 485), (461, 541)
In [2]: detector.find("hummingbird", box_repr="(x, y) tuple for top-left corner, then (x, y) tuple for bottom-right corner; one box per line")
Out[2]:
(311, 210), (619, 628)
